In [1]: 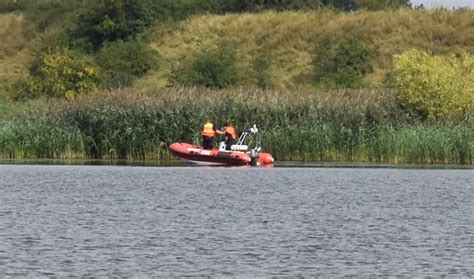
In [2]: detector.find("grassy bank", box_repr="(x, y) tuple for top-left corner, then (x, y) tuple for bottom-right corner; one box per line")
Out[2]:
(0, 8), (472, 164)
(0, 13), (32, 80)
(141, 9), (474, 90)
(0, 88), (471, 164)
(1, 9), (473, 91)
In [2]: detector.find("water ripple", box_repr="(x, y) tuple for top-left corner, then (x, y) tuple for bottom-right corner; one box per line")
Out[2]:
(0, 165), (473, 277)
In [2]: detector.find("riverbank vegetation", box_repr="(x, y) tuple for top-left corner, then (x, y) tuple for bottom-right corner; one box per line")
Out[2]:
(0, 0), (472, 164)
(0, 88), (471, 164)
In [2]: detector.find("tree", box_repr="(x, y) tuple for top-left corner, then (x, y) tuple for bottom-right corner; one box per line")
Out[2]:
(71, 0), (177, 51)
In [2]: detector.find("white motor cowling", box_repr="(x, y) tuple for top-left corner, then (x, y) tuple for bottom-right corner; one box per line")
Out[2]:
(218, 141), (226, 151)
(231, 144), (248, 151)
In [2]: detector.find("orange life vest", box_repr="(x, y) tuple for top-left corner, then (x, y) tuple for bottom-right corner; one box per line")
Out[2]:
(201, 122), (215, 137)
(225, 126), (237, 141)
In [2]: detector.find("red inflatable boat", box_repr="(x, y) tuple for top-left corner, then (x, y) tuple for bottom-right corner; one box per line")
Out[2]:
(169, 125), (274, 166)
(169, 143), (274, 166)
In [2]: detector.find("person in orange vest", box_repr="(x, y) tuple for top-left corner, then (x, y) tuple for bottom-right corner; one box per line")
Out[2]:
(222, 123), (237, 150)
(201, 122), (223, 150)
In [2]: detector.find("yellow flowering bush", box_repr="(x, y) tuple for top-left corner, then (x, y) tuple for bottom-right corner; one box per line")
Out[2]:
(27, 51), (102, 100)
(391, 49), (473, 119)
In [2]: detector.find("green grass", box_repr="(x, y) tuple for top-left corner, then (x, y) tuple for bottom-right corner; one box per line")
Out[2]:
(0, 13), (32, 80)
(0, 88), (471, 164)
(139, 9), (474, 91)
(262, 123), (473, 164)
(0, 89), (48, 121)
(2, 9), (474, 91)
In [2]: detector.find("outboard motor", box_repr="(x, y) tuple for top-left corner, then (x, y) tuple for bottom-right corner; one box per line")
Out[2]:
(218, 141), (226, 151)
(250, 148), (259, 166)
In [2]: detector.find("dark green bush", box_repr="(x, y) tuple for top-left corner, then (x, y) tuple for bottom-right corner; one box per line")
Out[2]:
(22, 0), (87, 31)
(71, 0), (144, 51)
(0, 0), (28, 12)
(313, 37), (374, 89)
(96, 40), (159, 88)
(208, 0), (323, 13)
(70, 0), (202, 51)
(356, 0), (411, 10)
(172, 42), (239, 89)
(191, 0), (411, 13)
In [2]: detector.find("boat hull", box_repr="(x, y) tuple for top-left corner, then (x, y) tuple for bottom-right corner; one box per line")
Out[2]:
(169, 143), (274, 166)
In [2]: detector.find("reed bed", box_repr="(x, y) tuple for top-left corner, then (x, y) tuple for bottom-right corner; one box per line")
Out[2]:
(0, 88), (472, 163)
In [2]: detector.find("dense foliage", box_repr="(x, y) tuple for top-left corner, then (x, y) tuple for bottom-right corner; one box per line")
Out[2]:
(390, 49), (474, 119)
(96, 40), (159, 88)
(313, 37), (374, 88)
(22, 50), (101, 100)
(0, 89), (471, 163)
(0, 0), (27, 12)
(207, 0), (411, 12)
(0, 0), (411, 14)
(209, 0), (323, 12)
(0, 2), (472, 164)
(356, 0), (410, 10)
(171, 42), (239, 89)
(70, 0), (173, 51)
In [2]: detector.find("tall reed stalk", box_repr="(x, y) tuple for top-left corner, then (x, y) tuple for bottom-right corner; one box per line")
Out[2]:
(0, 88), (472, 163)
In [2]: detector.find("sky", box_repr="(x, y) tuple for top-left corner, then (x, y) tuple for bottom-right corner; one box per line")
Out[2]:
(410, 0), (474, 8)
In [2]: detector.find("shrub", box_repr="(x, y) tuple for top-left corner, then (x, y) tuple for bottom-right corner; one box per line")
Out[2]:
(70, 0), (198, 51)
(171, 42), (239, 88)
(70, 0), (142, 51)
(25, 50), (102, 100)
(208, 0), (323, 13)
(0, 0), (27, 13)
(389, 49), (474, 119)
(96, 40), (159, 88)
(313, 37), (374, 89)
(22, 0), (87, 31)
(356, 0), (410, 10)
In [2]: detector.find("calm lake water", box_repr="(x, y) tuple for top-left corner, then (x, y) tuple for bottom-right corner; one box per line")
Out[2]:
(0, 165), (473, 277)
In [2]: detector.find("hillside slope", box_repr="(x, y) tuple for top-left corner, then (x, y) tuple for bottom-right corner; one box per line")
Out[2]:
(0, 13), (32, 80)
(138, 9), (474, 90)
(1, 9), (473, 92)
